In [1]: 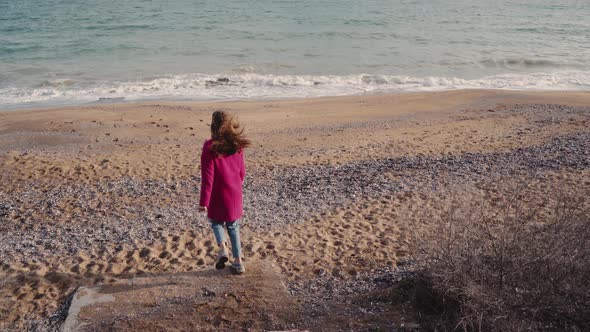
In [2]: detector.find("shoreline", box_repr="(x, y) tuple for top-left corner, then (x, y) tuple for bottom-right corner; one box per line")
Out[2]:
(2, 88), (590, 113)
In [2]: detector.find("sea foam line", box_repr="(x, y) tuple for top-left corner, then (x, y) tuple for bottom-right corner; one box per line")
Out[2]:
(1, 70), (589, 108)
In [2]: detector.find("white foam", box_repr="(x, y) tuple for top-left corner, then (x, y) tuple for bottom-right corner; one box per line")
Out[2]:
(1, 70), (589, 109)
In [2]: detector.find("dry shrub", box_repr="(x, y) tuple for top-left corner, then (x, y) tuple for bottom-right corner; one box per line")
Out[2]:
(412, 184), (590, 331)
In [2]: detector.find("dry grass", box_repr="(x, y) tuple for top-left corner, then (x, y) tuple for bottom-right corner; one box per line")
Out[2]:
(411, 184), (590, 331)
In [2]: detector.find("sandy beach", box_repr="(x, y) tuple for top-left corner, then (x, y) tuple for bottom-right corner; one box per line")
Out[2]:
(1, 89), (589, 330)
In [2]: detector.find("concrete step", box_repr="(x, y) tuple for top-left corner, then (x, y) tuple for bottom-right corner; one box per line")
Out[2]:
(63, 260), (297, 331)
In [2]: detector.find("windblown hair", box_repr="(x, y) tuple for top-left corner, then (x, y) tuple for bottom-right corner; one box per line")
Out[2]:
(209, 111), (251, 155)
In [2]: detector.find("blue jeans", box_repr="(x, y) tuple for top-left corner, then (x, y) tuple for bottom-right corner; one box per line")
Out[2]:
(209, 219), (242, 259)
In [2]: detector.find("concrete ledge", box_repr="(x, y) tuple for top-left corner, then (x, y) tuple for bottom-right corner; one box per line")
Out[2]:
(63, 260), (297, 331)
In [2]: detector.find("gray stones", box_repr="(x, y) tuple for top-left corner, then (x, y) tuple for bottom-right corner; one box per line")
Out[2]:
(241, 132), (590, 230)
(0, 202), (12, 218)
(0, 129), (589, 285)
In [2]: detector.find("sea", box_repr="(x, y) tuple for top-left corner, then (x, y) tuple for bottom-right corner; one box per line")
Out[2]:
(1, 0), (589, 109)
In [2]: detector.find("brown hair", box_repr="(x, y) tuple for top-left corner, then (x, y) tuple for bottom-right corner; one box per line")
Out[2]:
(209, 111), (251, 155)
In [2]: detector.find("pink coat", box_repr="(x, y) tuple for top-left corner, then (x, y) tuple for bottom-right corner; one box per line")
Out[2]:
(199, 139), (245, 222)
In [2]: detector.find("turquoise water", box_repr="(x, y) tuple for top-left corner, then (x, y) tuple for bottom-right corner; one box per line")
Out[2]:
(1, 0), (589, 108)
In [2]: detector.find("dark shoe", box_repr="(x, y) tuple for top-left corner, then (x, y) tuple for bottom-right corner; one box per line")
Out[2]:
(215, 249), (229, 270)
(230, 262), (245, 274)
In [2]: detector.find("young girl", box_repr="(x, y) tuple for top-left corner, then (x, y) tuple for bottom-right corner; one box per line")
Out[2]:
(199, 111), (250, 274)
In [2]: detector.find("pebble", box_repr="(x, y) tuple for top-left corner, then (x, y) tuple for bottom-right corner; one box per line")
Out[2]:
(0, 131), (589, 263)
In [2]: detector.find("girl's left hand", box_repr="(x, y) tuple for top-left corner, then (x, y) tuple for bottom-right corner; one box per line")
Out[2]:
(199, 206), (207, 213)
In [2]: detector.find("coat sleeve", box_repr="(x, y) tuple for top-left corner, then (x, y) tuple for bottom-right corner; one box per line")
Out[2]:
(239, 150), (245, 182)
(199, 142), (214, 207)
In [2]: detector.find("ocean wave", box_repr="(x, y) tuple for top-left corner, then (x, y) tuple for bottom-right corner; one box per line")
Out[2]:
(0, 44), (43, 55)
(1, 71), (589, 108)
(479, 58), (584, 69)
(84, 24), (153, 31)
